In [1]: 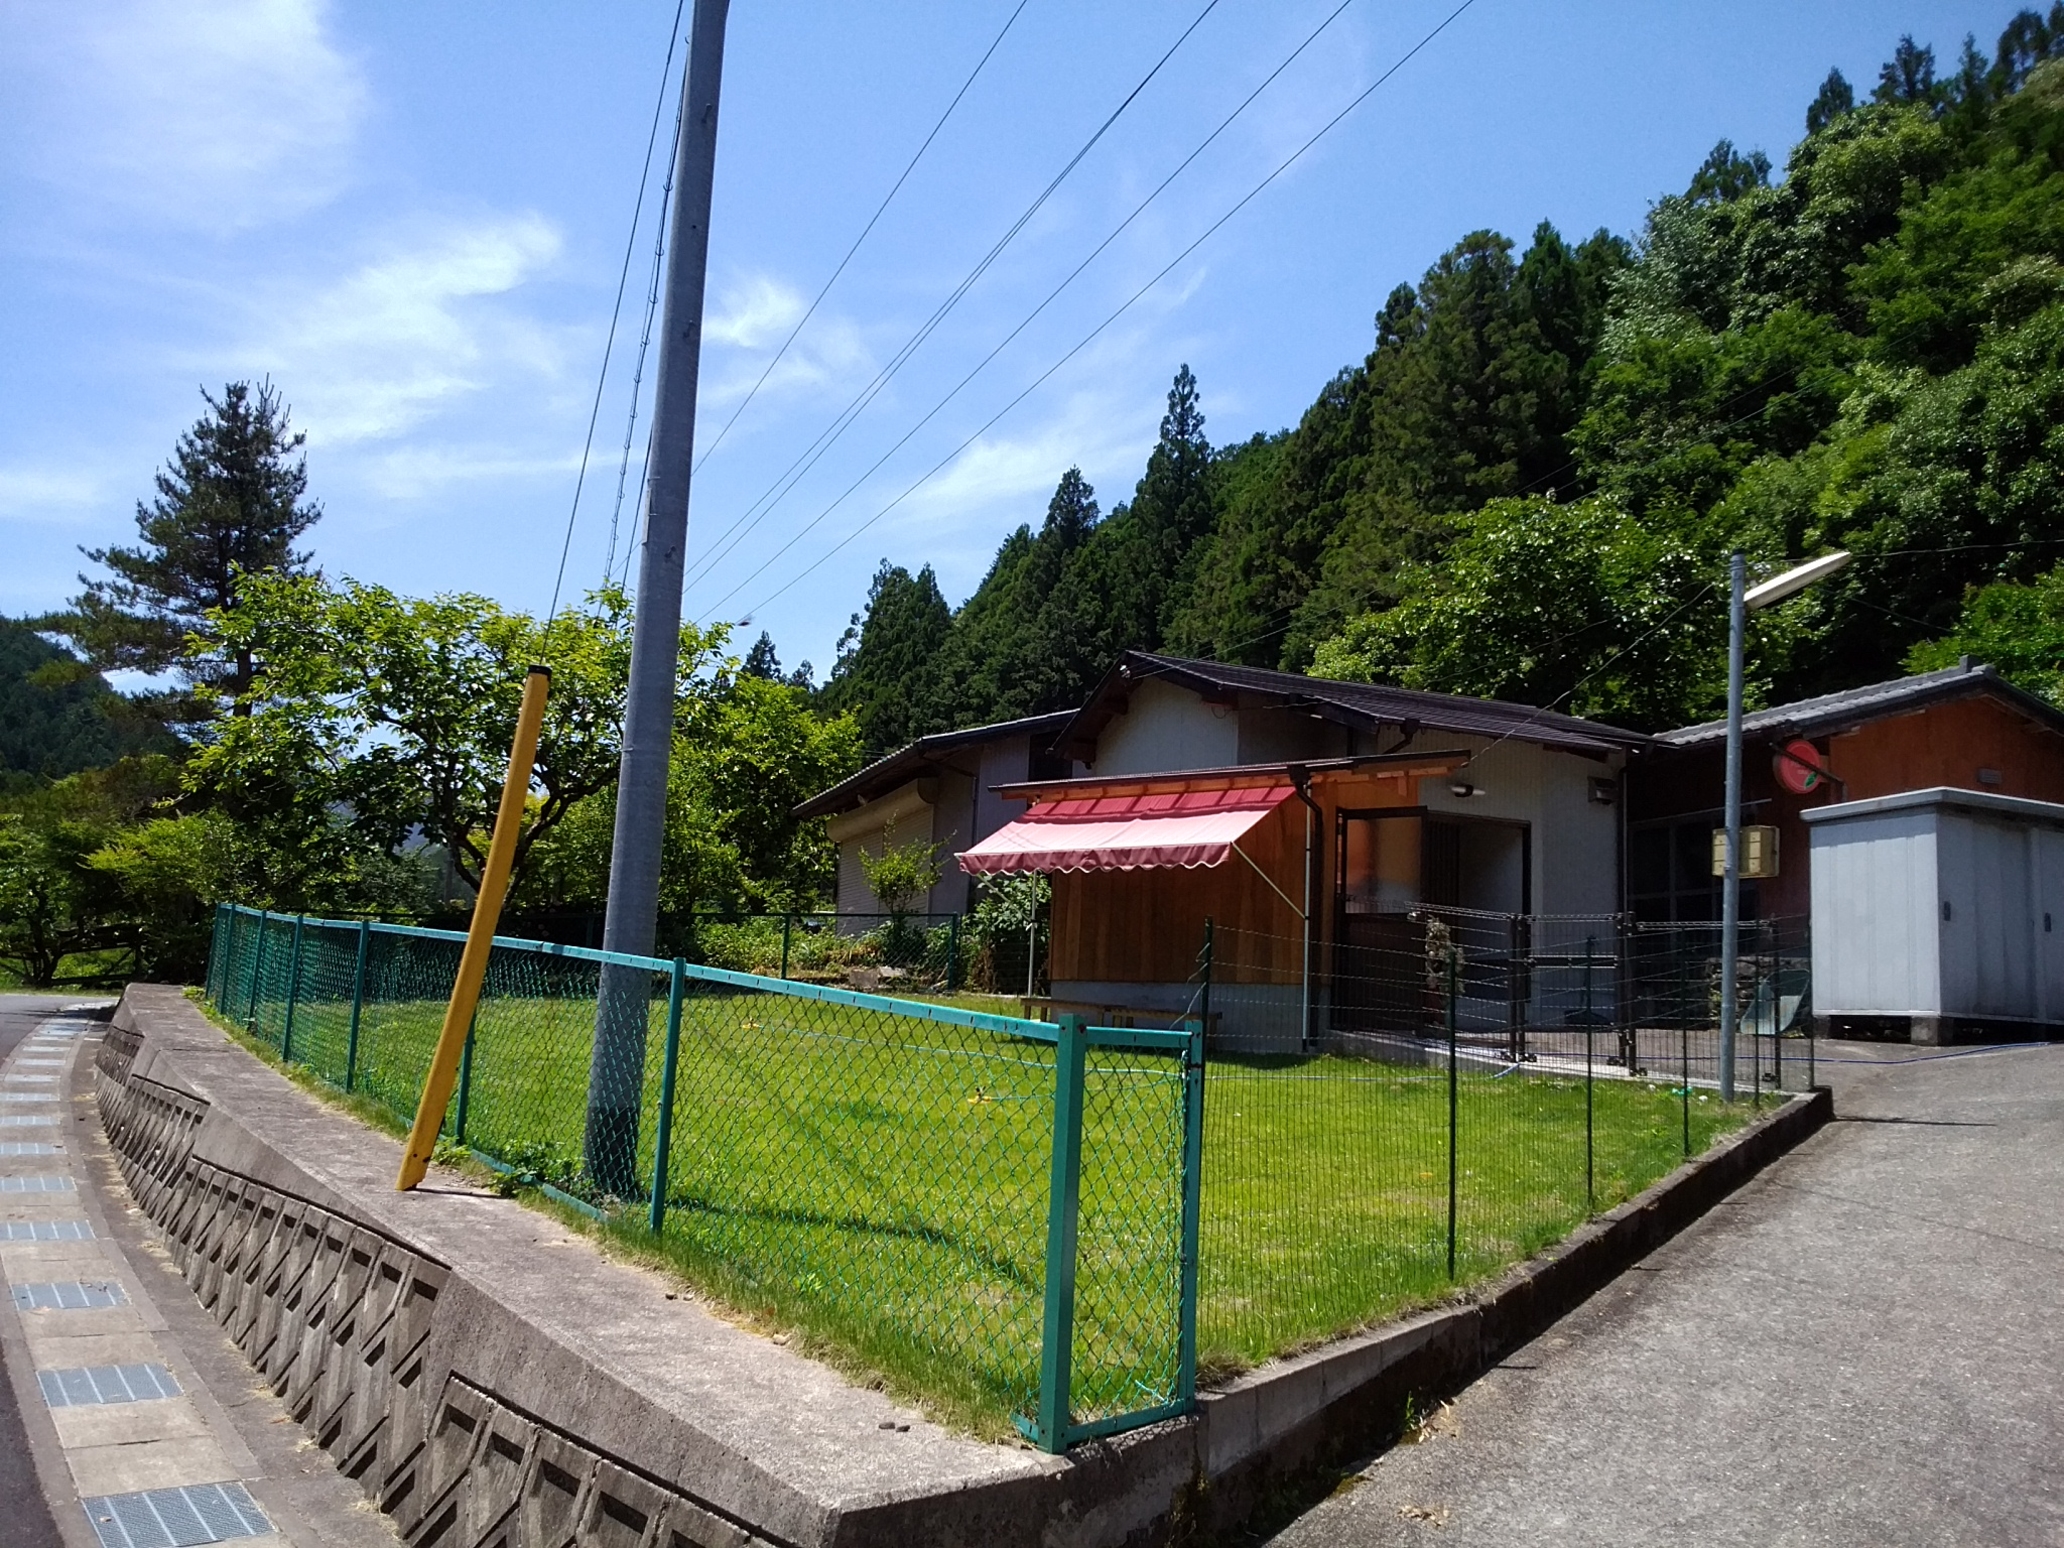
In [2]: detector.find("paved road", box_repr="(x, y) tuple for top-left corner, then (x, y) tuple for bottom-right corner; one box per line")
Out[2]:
(0, 995), (89, 1548)
(1265, 1039), (2064, 1548)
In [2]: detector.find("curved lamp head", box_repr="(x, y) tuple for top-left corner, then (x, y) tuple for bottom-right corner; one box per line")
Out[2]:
(1744, 550), (1852, 611)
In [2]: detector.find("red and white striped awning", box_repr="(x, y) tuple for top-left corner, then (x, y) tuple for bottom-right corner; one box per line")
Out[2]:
(958, 785), (1294, 875)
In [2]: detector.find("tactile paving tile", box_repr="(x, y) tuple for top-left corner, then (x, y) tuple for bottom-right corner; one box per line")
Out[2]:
(12, 1280), (125, 1310)
(0, 1219), (94, 1240)
(0, 1175), (76, 1192)
(0, 1093), (59, 1103)
(0, 1142), (59, 1155)
(80, 1481), (271, 1548)
(39, 1362), (181, 1407)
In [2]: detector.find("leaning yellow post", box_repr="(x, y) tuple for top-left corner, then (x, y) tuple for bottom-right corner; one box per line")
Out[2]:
(396, 665), (551, 1190)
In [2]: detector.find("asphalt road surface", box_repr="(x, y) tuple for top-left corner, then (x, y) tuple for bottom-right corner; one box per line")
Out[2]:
(0, 994), (86, 1548)
(1264, 1038), (2064, 1548)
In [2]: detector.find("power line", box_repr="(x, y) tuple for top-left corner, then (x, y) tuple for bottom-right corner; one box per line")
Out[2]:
(690, 0), (1033, 477)
(546, 0), (689, 622)
(603, 94), (688, 587)
(717, 0), (1479, 621)
(678, 0), (1226, 595)
(686, 0), (1364, 606)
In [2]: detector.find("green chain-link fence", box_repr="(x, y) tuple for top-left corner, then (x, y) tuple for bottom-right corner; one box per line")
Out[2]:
(195, 902), (1801, 1450)
(201, 904), (1195, 1451)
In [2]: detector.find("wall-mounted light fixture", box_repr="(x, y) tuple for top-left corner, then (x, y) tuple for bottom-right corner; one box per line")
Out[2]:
(1450, 781), (1477, 799)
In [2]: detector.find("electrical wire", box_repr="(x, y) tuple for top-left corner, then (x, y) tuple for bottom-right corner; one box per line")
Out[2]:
(546, 0), (689, 623)
(690, 0), (1034, 477)
(716, 0), (1479, 622)
(679, 0), (1227, 596)
(685, 0), (1365, 603)
(604, 96), (688, 588)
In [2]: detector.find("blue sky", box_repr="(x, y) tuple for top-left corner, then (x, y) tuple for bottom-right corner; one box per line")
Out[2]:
(0, 0), (2015, 678)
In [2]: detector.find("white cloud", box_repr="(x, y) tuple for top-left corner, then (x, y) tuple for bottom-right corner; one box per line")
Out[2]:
(2, 0), (366, 230)
(706, 274), (806, 349)
(0, 465), (109, 525)
(700, 271), (875, 415)
(353, 444), (584, 504)
(234, 214), (566, 445)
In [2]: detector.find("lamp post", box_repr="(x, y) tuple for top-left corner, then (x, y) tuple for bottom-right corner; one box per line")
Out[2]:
(1719, 548), (1851, 1100)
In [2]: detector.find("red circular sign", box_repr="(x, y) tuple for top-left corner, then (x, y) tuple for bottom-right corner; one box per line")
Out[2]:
(1775, 738), (1826, 795)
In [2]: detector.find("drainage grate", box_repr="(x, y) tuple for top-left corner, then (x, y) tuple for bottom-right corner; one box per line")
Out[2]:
(13, 1281), (125, 1310)
(40, 1363), (180, 1408)
(0, 1117), (57, 1127)
(0, 1220), (94, 1240)
(0, 1175), (75, 1192)
(81, 1482), (271, 1548)
(0, 1142), (59, 1155)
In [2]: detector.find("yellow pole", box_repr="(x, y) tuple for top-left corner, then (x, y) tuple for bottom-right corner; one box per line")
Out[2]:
(397, 665), (551, 1190)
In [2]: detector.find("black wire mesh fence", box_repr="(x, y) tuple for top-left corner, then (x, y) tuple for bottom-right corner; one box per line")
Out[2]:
(1176, 916), (1811, 1370)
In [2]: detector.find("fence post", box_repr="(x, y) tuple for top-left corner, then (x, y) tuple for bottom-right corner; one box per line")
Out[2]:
(1680, 1019), (1692, 1160)
(1446, 947), (1459, 1281)
(454, 1009), (478, 1143)
(779, 913), (793, 981)
(1176, 1016), (1206, 1410)
(245, 910), (270, 1030)
(946, 913), (960, 991)
(1036, 1014), (1089, 1452)
(281, 915), (306, 1061)
(649, 959), (686, 1235)
(1584, 933), (1595, 1209)
(346, 920), (370, 1093)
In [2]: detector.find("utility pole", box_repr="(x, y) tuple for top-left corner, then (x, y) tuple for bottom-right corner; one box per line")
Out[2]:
(1718, 551), (1746, 1103)
(588, 0), (730, 1193)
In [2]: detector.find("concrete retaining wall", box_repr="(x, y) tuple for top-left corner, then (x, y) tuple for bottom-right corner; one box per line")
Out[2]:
(94, 986), (1831, 1548)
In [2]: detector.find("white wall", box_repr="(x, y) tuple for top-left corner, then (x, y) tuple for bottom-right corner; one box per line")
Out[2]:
(1809, 807), (1942, 1016)
(1089, 677), (1239, 775)
(1412, 736), (1622, 917)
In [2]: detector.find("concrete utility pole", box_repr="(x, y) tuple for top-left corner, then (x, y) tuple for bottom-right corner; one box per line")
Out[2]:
(1718, 551), (1747, 1103)
(588, 0), (730, 1192)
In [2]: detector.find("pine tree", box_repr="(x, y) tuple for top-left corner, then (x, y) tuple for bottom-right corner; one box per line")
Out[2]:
(52, 381), (320, 720)
(1875, 35), (1938, 105)
(1806, 68), (1856, 133)
(820, 562), (953, 757)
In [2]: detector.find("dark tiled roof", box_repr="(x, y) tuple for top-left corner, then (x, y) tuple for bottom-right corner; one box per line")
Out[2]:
(793, 710), (1076, 819)
(1061, 652), (1650, 758)
(1657, 660), (2064, 746)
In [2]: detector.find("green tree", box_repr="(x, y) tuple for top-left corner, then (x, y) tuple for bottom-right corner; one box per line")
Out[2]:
(1309, 496), (1729, 731)
(1876, 35), (1939, 106)
(187, 576), (648, 909)
(1907, 562), (2064, 702)
(1807, 68), (1857, 133)
(822, 562), (953, 757)
(0, 620), (169, 781)
(49, 381), (320, 723)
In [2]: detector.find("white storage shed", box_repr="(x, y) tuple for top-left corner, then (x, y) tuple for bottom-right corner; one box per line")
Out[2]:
(1804, 786), (2064, 1042)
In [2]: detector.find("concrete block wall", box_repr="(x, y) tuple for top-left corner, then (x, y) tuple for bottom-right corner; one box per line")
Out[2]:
(94, 1026), (771, 1548)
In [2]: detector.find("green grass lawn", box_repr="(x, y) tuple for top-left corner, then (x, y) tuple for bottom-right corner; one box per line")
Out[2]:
(222, 926), (1749, 1439)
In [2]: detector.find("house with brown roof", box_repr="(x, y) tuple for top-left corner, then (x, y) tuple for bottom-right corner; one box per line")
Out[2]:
(957, 653), (1648, 1044)
(1633, 658), (2064, 925)
(792, 710), (1075, 917)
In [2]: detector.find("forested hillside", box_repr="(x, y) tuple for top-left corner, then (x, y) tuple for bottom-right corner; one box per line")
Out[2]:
(0, 620), (168, 784)
(824, 10), (2064, 752)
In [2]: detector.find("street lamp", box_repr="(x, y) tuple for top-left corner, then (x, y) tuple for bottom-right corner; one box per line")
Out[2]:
(1719, 548), (1851, 1099)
